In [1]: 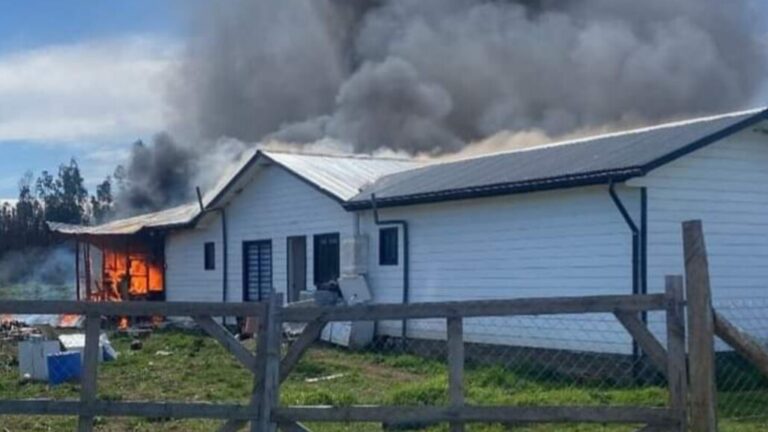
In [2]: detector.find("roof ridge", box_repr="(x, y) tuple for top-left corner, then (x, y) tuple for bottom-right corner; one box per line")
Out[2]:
(430, 106), (767, 167)
(261, 148), (417, 162)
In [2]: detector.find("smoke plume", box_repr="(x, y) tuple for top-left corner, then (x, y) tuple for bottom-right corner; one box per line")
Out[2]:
(115, 0), (766, 212)
(114, 133), (197, 214)
(170, 0), (765, 154)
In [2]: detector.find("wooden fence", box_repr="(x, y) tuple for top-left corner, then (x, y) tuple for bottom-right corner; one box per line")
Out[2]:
(0, 290), (687, 432)
(1, 220), (765, 431)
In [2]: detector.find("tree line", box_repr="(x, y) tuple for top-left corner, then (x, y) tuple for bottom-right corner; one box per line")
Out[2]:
(0, 159), (117, 257)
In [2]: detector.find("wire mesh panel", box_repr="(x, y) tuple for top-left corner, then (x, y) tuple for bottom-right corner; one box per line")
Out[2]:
(713, 298), (768, 429)
(280, 307), (676, 431)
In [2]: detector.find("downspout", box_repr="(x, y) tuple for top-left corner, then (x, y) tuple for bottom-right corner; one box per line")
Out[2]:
(197, 187), (229, 321)
(609, 181), (647, 364)
(370, 194), (410, 341)
(609, 181), (640, 296)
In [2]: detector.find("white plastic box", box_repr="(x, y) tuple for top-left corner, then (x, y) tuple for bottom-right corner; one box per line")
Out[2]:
(18, 337), (61, 381)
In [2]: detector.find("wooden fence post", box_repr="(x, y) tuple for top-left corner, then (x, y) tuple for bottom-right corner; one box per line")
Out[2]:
(78, 312), (101, 432)
(665, 275), (687, 431)
(682, 220), (717, 431)
(447, 316), (465, 432)
(255, 293), (282, 432)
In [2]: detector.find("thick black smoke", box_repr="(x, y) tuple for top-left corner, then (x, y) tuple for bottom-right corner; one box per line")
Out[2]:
(169, 0), (765, 154)
(114, 133), (197, 214)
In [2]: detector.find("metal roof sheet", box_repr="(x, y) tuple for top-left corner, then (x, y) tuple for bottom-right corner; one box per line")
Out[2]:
(48, 107), (768, 235)
(48, 150), (420, 236)
(348, 108), (768, 208)
(263, 151), (423, 201)
(48, 202), (201, 236)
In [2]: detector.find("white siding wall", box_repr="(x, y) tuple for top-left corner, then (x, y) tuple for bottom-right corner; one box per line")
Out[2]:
(630, 127), (768, 340)
(224, 166), (355, 302)
(165, 165), (356, 305)
(165, 130), (768, 353)
(165, 216), (223, 302)
(361, 185), (640, 353)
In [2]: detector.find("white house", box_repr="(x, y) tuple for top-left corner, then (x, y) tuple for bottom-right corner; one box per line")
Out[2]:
(50, 108), (768, 354)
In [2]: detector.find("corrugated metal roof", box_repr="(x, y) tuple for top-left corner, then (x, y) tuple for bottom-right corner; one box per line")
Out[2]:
(48, 202), (200, 236)
(263, 151), (423, 201)
(48, 150), (420, 236)
(348, 108), (768, 208)
(48, 107), (768, 235)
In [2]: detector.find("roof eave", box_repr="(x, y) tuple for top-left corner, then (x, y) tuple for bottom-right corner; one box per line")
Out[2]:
(640, 108), (768, 174)
(344, 169), (642, 211)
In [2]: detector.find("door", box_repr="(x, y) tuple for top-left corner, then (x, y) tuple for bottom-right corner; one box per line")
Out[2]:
(243, 240), (272, 301)
(286, 236), (306, 303)
(313, 233), (340, 289)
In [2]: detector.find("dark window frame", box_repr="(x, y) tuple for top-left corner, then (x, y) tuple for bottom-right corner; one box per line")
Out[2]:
(242, 239), (273, 302)
(204, 242), (216, 271)
(379, 227), (399, 266)
(313, 232), (340, 286)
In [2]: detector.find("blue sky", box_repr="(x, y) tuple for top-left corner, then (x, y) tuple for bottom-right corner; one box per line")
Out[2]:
(0, 0), (196, 199)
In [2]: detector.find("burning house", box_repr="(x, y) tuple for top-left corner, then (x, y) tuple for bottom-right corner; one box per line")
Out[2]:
(48, 204), (199, 303)
(47, 108), (768, 353)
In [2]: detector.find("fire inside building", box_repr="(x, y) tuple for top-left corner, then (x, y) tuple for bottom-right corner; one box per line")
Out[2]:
(75, 235), (165, 302)
(47, 204), (198, 304)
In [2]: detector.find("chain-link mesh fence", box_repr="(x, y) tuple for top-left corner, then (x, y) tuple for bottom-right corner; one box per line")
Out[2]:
(713, 298), (768, 429)
(281, 312), (673, 431)
(2, 296), (766, 431)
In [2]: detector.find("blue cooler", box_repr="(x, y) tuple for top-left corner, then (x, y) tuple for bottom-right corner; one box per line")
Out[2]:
(47, 352), (82, 385)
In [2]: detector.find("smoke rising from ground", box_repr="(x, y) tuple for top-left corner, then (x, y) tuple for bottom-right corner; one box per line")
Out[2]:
(171, 0), (765, 155)
(0, 247), (74, 299)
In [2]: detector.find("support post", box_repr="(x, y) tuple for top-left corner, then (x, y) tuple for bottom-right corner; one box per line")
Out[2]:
(75, 241), (81, 301)
(447, 316), (465, 432)
(665, 276), (687, 431)
(255, 294), (282, 432)
(683, 220), (717, 432)
(78, 313), (101, 431)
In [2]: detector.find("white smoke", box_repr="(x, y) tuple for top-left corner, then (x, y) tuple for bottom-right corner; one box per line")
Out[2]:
(0, 247), (75, 300)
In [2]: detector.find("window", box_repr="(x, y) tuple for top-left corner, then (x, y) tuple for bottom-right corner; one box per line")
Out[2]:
(313, 233), (340, 286)
(204, 242), (215, 270)
(243, 240), (272, 301)
(379, 227), (399, 266)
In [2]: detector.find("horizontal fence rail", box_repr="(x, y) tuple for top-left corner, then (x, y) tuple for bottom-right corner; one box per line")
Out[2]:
(273, 406), (679, 425)
(0, 300), (267, 317)
(280, 293), (669, 322)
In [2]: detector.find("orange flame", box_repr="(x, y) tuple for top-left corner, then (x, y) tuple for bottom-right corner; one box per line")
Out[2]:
(98, 249), (164, 300)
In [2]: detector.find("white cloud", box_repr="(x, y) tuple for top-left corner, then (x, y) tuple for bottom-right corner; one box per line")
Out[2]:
(0, 36), (178, 143)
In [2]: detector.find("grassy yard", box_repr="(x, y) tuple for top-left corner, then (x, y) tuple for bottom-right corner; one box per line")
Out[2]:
(0, 330), (766, 431)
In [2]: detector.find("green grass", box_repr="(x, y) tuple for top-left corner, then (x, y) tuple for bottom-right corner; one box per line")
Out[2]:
(0, 330), (766, 431)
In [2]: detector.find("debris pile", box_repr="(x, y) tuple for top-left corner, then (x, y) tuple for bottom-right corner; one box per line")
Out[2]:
(1, 319), (41, 342)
